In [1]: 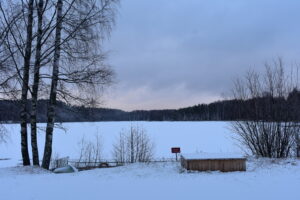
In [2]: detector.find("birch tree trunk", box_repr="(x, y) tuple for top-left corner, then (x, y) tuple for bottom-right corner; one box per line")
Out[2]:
(20, 0), (34, 166)
(30, 0), (44, 166)
(296, 133), (300, 158)
(42, 0), (63, 169)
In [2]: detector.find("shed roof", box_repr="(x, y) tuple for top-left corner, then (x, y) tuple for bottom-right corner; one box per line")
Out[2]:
(181, 153), (246, 160)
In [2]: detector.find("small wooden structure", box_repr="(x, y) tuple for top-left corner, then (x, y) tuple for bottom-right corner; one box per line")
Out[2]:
(181, 153), (246, 172)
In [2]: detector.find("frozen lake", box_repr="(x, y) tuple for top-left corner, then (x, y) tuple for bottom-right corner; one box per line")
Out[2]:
(0, 121), (241, 167)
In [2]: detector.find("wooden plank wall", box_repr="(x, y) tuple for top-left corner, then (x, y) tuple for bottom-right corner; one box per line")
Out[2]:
(181, 158), (246, 172)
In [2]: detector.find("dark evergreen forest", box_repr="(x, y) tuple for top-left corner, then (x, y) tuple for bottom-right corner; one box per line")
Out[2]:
(1, 89), (300, 122)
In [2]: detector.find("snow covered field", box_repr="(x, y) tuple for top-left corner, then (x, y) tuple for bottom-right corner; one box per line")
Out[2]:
(1, 122), (300, 200)
(0, 121), (240, 167)
(1, 159), (300, 200)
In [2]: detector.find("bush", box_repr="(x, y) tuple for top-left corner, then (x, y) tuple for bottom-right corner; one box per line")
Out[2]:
(77, 134), (102, 166)
(0, 124), (7, 144)
(230, 59), (300, 158)
(113, 125), (154, 163)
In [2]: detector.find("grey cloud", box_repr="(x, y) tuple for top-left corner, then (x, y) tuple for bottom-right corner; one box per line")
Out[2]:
(103, 0), (300, 110)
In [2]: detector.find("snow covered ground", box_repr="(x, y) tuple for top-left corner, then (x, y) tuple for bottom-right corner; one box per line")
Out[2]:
(1, 158), (300, 200)
(0, 121), (240, 167)
(1, 122), (300, 200)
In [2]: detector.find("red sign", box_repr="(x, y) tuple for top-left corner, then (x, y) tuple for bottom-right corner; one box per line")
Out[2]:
(171, 147), (181, 153)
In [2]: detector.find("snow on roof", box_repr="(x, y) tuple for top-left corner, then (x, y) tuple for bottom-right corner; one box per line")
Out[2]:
(181, 153), (246, 160)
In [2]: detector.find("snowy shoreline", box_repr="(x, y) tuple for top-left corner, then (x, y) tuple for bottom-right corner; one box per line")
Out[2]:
(1, 158), (299, 200)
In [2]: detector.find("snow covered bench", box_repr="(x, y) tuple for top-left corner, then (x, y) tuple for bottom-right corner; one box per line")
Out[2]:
(181, 153), (246, 172)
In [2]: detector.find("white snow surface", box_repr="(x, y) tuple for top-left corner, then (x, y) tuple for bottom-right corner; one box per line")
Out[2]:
(181, 153), (246, 160)
(1, 121), (300, 200)
(0, 158), (300, 200)
(0, 121), (241, 167)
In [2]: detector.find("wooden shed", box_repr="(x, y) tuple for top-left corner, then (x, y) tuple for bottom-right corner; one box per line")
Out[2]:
(181, 153), (246, 172)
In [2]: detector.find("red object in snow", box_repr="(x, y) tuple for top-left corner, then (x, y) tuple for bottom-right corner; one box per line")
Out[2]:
(171, 147), (181, 153)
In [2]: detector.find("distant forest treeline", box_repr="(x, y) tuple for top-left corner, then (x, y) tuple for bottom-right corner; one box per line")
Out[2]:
(1, 89), (300, 122)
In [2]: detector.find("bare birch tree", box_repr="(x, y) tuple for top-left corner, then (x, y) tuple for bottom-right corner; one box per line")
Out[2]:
(30, 0), (45, 166)
(42, 0), (118, 169)
(0, 0), (45, 166)
(41, 0), (64, 169)
(0, 0), (35, 165)
(1, 0), (118, 168)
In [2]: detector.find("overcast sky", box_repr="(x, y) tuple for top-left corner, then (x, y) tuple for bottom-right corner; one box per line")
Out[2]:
(102, 0), (300, 111)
